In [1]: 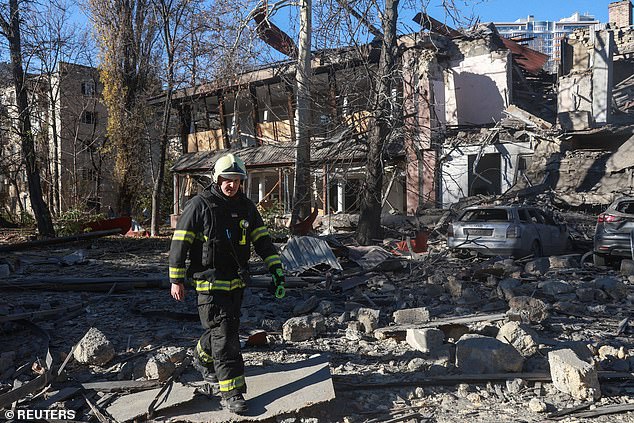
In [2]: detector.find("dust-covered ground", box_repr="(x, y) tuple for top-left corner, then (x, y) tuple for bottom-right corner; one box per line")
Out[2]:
(1, 232), (633, 423)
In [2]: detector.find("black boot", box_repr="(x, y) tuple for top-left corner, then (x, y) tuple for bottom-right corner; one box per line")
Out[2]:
(224, 391), (248, 414)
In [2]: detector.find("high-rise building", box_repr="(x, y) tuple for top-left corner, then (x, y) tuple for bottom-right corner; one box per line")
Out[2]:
(493, 13), (601, 73)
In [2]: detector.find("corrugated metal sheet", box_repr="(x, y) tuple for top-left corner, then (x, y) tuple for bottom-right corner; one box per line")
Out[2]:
(280, 236), (343, 275)
(500, 38), (548, 75)
(172, 132), (404, 173)
(346, 245), (393, 271)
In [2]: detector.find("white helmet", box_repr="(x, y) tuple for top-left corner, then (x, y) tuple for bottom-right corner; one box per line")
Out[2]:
(213, 153), (247, 182)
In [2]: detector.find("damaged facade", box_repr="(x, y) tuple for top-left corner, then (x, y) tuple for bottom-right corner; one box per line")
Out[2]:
(171, 2), (634, 226)
(442, 1), (634, 209)
(171, 27), (543, 222)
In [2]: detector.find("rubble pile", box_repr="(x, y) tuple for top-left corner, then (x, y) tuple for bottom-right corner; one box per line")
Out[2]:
(0, 232), (633, 422)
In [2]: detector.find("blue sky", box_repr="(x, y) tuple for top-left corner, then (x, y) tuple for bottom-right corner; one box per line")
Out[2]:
(431, 0), (610, 23)
(70, 1), (614, 33)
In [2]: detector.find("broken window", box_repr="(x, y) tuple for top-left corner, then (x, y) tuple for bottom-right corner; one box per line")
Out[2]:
(518, 209), (531, 222)
(460, 208), (510, 222)
(527, 209), (544, 224)
(514, 154), (533, 185)
(616, 200), (634, 215)
(468, 153), (501, 196)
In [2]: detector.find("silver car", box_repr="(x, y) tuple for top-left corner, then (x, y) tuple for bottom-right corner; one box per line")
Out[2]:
(447, 205), (571, 257)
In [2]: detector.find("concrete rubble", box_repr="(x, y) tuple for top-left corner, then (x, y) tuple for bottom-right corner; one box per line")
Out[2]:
(0, 219), (632, 423)
(548, 349), (601, 401)
(73, 327), (116, 366)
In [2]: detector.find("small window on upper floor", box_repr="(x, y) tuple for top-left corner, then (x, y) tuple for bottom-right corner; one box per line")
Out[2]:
(81, 81), (96, 97)
(82, 111), (97, 125)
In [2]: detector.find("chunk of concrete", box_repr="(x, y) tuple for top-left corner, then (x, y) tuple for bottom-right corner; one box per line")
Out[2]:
(507, 296), (550, 323)
(345, 321), (363, 341)
(492, 259), (522, 275)
(549, 255), (580, 269)
(157, 355), (335, 422)
(282, 314), (326, 342)
(598, 345), (620, 360)
(357, 308), (380, 333)
(524, 258), (550, 275)
(393, 307), (430, 325)
(444, 276), (463, 297)
(593, 277), (627, 301)
(528, 397), (547, 413)
(316, 300), (334, 316)
(406, 328), (444, 354)
(497, 278), (521, 300)
(293, 295), (320, 316)
(455, 334), (524, 374)
(540, 280), (575, 297)
(548, 348), (601, 400)
(73, 327), (115, 366)
(145, 353), (175, 381)
(506, 378), (526, 394)
(496, 321), (539, 357)
(162, 346), (187, 364)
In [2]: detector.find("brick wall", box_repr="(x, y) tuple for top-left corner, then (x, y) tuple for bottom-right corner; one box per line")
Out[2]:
(609, 0), (633, 29)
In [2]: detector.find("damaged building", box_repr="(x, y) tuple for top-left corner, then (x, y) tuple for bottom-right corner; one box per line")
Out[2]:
(443, 0), (634, 209)
(170, 1), (634, 226)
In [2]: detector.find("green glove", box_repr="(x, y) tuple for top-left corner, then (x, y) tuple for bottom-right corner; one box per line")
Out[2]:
(270, 267), (285, 298)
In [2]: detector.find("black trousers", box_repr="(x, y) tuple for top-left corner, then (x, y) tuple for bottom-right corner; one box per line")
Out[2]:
(196, 290), (246, 397)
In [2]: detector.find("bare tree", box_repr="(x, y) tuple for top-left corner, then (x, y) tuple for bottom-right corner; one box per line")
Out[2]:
(291, 0), (312, 224)
(87, 0), (158, 216)
(356, 0), (399, 245)
(148, 0), (199, 236)
(25, 0), (100, 215)
(0, 0), (56, 236)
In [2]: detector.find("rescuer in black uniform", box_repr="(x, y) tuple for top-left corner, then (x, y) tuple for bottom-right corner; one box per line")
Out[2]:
(168, 153), (285, 414)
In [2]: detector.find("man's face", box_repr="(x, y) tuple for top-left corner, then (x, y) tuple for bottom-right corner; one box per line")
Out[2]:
(218, 175), (242, 197)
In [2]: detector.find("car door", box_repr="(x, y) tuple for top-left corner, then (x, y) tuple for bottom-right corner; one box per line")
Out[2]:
(527, 208), (553, 254)
(517, 208), (538, 253)
(538, 209), (567, 253)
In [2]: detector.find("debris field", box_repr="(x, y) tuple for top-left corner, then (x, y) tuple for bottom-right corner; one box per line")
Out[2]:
(0, 216), (633, 423)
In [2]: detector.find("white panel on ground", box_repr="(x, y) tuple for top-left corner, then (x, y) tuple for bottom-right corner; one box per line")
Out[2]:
(158, 354), (334, 422)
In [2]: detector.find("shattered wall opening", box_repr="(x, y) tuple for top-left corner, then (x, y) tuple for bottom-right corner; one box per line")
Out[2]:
(468, 153), (502, 196)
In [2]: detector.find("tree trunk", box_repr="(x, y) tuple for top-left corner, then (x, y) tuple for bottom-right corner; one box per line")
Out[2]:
(151, 84), (172, 236)
(356, 0), (399, 245)
(5, 0), (55, 237)
(291, 0), (312, 225)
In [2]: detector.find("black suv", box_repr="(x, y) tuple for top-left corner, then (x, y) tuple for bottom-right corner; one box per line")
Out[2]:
(593, 196), (634, 266)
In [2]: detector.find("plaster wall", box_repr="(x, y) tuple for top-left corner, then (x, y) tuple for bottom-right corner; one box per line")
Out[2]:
(557, 72), (593, 130)
(443, 51), (511, 126)
(440, 141), (533, 208)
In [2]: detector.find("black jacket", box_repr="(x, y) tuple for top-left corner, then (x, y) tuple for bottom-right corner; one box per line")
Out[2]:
(168, 184), (281, 292)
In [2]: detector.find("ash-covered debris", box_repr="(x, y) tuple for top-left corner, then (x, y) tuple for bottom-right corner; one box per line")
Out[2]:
(0, 222), (632, 422)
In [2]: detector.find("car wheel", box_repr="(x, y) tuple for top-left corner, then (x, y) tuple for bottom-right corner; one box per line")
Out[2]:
(530, 240), (542, 258)
(593, 253), (607, 266)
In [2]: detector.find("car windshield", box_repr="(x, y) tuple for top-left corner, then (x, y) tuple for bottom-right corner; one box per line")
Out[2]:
(460, 209), (510, 222)
(615, 200), (634, 215)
